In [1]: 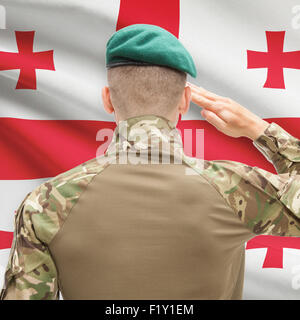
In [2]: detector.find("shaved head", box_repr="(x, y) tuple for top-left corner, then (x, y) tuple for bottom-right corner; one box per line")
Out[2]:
(106, 65), (187, 120)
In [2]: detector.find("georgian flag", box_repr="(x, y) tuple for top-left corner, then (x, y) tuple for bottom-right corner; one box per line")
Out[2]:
(0, 0), (300, 299)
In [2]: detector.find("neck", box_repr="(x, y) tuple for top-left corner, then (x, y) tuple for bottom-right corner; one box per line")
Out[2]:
(116, 112), (179, 125)
(105, 114), (184, 163)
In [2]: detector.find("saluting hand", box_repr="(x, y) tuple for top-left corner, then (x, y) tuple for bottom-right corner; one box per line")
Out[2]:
(187, 82), (269, 141)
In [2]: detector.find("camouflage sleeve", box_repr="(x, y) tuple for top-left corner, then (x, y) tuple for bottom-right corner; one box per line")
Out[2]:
(201, 159), (300, 237)
(0, 157), (107, 300)
(253, 121), (300, 175)
(0, 191), (59, 300)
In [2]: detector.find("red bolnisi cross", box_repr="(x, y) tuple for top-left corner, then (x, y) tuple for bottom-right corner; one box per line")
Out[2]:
(247, 31), (300, 89)
(0, 31), (55, 90)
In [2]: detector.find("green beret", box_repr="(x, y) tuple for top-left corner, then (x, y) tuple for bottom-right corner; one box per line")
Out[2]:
(106, 24), (197, 78)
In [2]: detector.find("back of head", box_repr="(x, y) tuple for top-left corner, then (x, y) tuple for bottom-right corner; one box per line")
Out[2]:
(107, 65), (187, 120)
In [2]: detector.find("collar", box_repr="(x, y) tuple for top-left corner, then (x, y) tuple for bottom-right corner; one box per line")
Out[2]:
(106, 114), (184, 157)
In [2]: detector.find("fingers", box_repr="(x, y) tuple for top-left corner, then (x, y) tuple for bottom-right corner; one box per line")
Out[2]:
(192, 93), (224, 114)
(187, 82), (214, 101)
(188, 84), (221, 110)
(191, 91), (215, 109)
(187, 82), (240, 130)
(201, 109), (227, 131)
(188, 83), (218, 101)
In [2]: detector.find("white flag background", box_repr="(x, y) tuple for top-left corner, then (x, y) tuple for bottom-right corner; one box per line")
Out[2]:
(0, 0), (300, 299)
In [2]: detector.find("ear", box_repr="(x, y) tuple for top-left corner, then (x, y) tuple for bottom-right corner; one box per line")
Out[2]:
(178, 85), (191, 115)
(102, 86), (115, 114)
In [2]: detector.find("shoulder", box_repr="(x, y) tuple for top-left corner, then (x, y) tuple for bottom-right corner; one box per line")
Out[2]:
(201, 158), (278, 194)
(183, 156), (290, 234)
(183, 154), (253, 180)
(201, 159), (281, 196)
(22, 156), (111, 244)
(183, 155), (281, 203)
(183, 155), (251, 192)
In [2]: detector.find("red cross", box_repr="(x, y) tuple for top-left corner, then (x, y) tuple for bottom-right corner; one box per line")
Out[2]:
(0, 31), (55, 90)
(247, 31), (300, 89)
(246, 235), (300, 268)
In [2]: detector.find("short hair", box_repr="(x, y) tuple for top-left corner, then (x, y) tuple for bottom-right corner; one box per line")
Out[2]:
(107, 65), (187, 119)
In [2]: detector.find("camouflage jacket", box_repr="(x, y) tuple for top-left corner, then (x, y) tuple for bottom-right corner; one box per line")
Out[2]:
(1, 114), (300, 300)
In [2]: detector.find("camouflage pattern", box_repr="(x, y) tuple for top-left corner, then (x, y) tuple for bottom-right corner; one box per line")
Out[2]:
(253, 121), (300, 174)
(188, 159), (300, 236)
(1, 114), (300, 300)
(104, 115), (184, 163)
(0, 156), (111, 300)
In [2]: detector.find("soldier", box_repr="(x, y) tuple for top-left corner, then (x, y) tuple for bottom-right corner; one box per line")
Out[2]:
(1, 23), (300, 300)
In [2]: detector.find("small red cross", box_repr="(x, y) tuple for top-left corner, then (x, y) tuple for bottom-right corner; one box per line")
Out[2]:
(246, 235), (300, 268)
(0, 31), (55, 90)
(247, 31), (300, 89)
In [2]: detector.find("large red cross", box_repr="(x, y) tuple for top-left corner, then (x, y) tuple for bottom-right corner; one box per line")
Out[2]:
(247, 31), (300, 89)
(0, 31), (55, 90)
(246, 235), (300, 268)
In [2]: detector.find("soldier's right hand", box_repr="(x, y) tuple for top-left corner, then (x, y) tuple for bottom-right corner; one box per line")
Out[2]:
(187, 82), (269, 141)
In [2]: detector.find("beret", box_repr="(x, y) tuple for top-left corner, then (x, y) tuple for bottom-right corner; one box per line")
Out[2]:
(106, 24), (197, 78)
